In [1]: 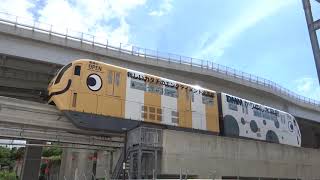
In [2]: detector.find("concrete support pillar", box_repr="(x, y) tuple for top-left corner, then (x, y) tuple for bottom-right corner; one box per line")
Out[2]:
(95, 150), (112, 179)
(59, 145), (94, 180)
(59, 146), (73, 180)
(21, 140), (43, 180)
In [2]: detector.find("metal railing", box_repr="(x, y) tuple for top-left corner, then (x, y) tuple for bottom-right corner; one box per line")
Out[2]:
(0, 12), (319, 107)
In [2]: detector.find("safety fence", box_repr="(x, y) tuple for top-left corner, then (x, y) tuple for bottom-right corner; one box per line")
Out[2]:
(0, 12), (319, 107)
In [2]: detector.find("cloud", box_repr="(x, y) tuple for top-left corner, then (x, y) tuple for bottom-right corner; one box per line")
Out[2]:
(35, 0), (146, 44)
(195, 0), (295, 59)
(0, 0), (35, 19)
(0, 0), (146, 45)
(149, 0), (173, 17)
(294, 77), (320, 101)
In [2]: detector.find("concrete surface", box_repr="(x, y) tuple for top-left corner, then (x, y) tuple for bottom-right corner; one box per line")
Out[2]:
(161, 129), (320, 179)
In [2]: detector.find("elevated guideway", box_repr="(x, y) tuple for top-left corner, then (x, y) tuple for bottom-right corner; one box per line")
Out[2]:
(0, 96), (123, 148)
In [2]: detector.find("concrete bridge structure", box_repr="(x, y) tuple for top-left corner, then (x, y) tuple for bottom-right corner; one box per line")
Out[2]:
(0, 13), (319, 179)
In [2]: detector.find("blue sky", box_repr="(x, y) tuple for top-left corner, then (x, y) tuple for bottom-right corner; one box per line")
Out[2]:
(0, 0), (319, 101)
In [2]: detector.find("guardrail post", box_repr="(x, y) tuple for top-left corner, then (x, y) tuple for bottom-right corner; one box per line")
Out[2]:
(32, 21), (35, 32)
(156, 50), (159, 61)
(14, 16), (18, 29)
(180, 56), (182, 64)
(81, 32), (83, 44)
(65, 29), (68, 40)
(49, 24), (52, 36)
(145, 48), (147, 59)
(92, 36), (95, 47)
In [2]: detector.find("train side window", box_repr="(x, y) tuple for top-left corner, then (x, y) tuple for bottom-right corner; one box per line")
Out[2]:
(242, 105), (248, 114)
(253, 109), (262, 117)
(186, 89), (189, 100)
(164, 87), (178, 98)
(228, 103), (238, 111)
(108, 71), (113, 84)
(191, 92), (194, 102)
(202, 95), (214, 106)
(280, 114), (286, 124)
(54, 63), (72, 84)
(186, 90), (194, 102)
(171, 111), (179, 124)
(131, 79), (146, 91)
(270, 114), (277, 121)
(74, 65), (81, 76)
(115, 72), (120, 86)
(147, 84), (163, 95)
(262, 111), (270, 120)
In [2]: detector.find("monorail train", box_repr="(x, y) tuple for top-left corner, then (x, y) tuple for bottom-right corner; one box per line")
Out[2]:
(48, 59), (301, 147)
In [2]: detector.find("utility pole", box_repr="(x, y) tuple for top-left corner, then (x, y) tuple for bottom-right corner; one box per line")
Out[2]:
(302, 0), (320, 84)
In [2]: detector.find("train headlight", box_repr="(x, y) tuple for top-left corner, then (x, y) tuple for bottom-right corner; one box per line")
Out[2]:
(87, 74), (102, 91)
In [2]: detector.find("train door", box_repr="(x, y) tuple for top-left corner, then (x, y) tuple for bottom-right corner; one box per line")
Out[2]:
(178, 88), (192, 128)
(101, 69), (123, 117)
(185, 89), (192, 128)
(106, 70), (122, 97)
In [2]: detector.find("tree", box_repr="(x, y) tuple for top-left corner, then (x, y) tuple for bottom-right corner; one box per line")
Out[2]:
(42, 146), (62, 157)
(0, 146), (14, 169)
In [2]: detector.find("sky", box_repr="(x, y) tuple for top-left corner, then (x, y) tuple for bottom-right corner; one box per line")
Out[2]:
(0, 0), (319, 101)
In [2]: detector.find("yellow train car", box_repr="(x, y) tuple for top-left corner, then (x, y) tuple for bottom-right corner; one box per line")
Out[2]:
(48, 59), (220, 133)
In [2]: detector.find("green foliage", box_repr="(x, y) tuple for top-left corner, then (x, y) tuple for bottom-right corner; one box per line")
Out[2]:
(0, 146), (14, 168)
(0, 171), (17, 180)
(42, 146), (62, 157)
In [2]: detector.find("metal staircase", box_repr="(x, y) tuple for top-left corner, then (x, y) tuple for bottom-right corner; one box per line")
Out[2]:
(111, 127), (163, 179)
